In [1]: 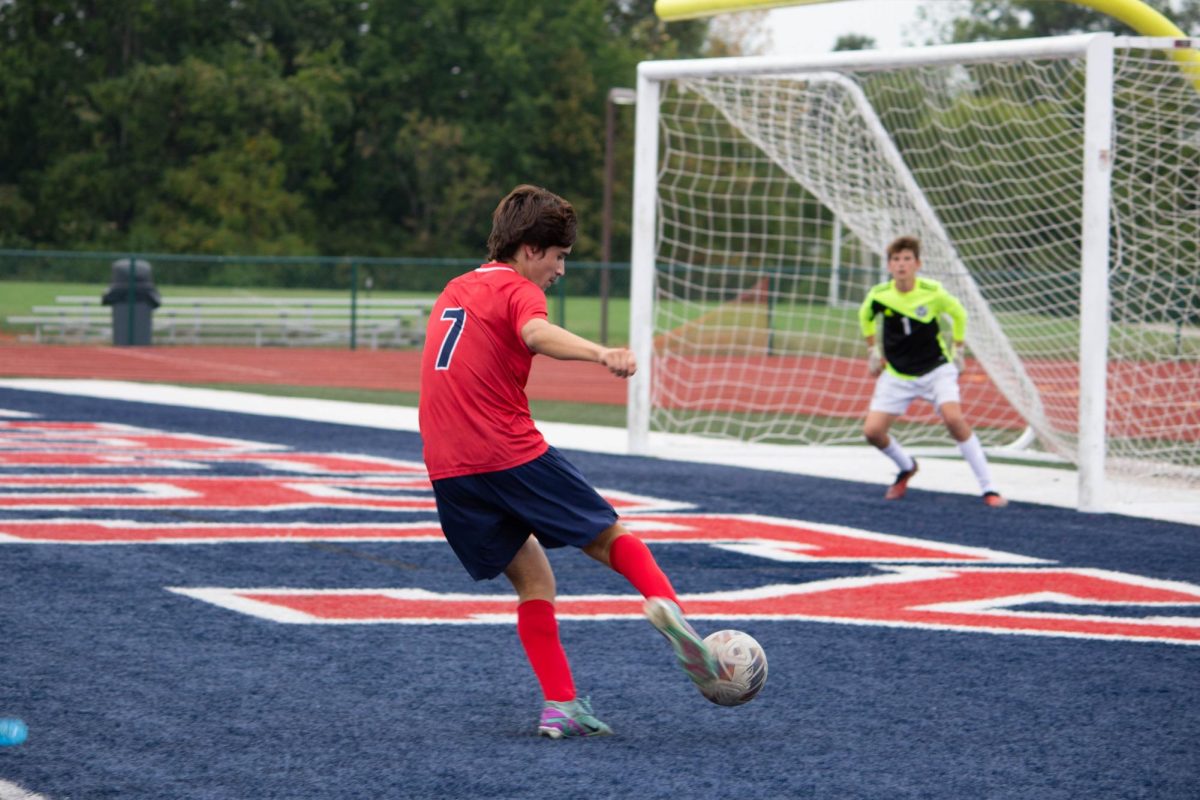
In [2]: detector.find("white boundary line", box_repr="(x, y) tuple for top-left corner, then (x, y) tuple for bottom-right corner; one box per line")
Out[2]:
(0, 779), (49, 800)
(0, 378), (1195, 527)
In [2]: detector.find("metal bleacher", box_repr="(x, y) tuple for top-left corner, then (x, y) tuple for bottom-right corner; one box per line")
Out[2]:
(7, 295), (434, 348)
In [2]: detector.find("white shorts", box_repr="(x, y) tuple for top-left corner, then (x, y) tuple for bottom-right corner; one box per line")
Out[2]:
(869, 362), (961, 417)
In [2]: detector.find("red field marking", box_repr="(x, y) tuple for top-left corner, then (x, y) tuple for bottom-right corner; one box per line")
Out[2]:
(0, 420), (286, 452)
(0, 475), (682, 515)
(0, 475), (435, 510)
(0, 520), (448, 543)
(0, 449), (426, 474)
(2, 514), (1038, 563)
(623, 514), (1043, 563)
(174, 568), (1200, 644)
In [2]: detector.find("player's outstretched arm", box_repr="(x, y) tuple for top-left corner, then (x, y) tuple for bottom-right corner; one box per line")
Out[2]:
(521, 318), (637, 378)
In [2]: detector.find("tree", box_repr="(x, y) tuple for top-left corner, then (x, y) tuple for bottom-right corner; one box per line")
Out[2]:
(922, 0), (1200, 43)
(705, 11), (772, 57)
(332, 0), (705, 258)
(833, 33), (877, 51)
(0, 0), (700, 258)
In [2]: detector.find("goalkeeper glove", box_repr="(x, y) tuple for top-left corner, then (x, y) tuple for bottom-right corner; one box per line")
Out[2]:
(867, 347), (883, 377)
(952, 343), (966, 372)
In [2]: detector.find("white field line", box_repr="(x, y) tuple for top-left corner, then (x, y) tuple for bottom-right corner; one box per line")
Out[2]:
(0, 378), (1196, 527)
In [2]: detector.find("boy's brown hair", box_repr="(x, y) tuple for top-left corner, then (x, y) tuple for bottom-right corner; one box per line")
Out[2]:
(487, 185), (577, 263)
(886, 235), (921, 260)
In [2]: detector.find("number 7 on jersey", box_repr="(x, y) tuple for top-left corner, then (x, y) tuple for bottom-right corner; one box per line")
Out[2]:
(435, 307), (466, 370)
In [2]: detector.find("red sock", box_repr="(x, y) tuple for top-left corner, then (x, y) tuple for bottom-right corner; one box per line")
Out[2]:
(609, 533), (680, 609)
(516, 599), (575, 702)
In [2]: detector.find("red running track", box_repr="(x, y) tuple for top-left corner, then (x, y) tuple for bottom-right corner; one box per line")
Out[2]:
(0, 342), (627, 405)
(0, 343), (1021, 428)
(1, 343), (1194, 440)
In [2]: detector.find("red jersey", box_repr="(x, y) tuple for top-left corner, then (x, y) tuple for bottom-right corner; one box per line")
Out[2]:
(418, 263), (550, 479)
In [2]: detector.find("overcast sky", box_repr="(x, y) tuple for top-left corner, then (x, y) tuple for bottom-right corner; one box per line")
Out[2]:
(762, 0), (1195, 54)
(765, 0), (956, 55)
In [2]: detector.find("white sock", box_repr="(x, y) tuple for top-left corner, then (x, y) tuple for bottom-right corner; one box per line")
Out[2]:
(957, 433), (996, 494)
(880, 438), (915, 472)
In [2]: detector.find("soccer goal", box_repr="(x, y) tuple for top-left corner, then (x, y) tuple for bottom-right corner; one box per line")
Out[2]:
(626, 33), (1200, 511)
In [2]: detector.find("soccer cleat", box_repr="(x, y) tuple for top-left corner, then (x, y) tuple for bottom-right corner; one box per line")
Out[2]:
(983, 491), (1009, 508)
(537, 697), (612, 739)
(644, 597), (719, 691)
(884, 459), (919, 500)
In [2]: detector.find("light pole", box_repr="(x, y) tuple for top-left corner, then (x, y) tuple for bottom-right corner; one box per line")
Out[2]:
(601, 86), (636, 345)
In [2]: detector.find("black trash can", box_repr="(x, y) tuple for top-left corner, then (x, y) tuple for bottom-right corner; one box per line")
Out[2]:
(101, 259), (161, 346)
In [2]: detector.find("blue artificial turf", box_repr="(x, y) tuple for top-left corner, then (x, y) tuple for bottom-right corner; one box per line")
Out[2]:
(0, 387), (1196, 799)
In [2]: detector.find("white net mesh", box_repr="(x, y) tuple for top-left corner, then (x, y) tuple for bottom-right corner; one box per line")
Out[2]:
(647, 38), (1200, 487)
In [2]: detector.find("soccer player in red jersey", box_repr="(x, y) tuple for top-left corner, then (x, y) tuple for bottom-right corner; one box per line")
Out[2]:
(418, 185), (718, 738)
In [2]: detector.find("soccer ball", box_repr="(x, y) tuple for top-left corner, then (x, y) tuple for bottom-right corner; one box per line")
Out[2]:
(699, 629), (768, 707)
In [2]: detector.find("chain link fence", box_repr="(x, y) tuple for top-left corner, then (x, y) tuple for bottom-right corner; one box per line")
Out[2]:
(0, 250), (632, 349)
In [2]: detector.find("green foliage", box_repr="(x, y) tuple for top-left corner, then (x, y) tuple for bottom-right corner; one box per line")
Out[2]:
(833, 33), (877, 52)
(945, 0), (1200, 42)
(0, 0), (707, 258)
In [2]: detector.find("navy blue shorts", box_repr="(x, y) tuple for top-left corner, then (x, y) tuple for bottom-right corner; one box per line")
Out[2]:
(432, 446), (619, 581)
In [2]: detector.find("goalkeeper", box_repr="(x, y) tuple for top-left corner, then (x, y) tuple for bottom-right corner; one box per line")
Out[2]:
(858, 236), (1007, 508)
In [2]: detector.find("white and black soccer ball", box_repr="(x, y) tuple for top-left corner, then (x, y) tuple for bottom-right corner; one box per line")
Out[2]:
(699, 629), (768, 707)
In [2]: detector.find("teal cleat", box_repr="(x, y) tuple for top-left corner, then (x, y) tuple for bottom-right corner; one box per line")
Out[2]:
(644, 597), (719, 691)
(537, 697), (613, 739)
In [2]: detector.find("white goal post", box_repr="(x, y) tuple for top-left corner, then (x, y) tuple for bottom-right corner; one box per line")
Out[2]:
(626, 33), (1200, 511)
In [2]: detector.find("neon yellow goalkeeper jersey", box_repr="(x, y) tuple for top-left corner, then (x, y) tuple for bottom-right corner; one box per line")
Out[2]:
(858, 278), (967, 379)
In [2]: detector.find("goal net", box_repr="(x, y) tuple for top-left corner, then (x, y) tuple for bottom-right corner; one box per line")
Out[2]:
(627, 34), (1200, 507)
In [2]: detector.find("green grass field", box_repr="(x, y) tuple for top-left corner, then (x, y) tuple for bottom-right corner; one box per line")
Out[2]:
(8, 279), (1192, 361)
(181, 382), (630, 427)
(656, 297), (1197, 361)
